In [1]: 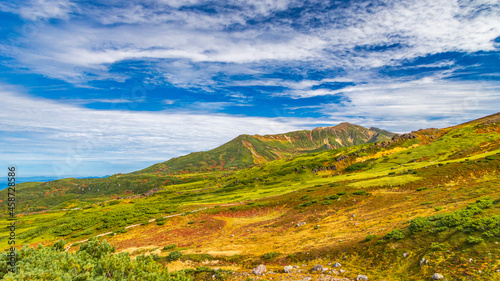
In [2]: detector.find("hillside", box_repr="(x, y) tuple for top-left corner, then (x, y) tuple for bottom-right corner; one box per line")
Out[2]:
(138, 123), (395, 174)
(0, 123), (394, 213)
(1, 113), (500, 280)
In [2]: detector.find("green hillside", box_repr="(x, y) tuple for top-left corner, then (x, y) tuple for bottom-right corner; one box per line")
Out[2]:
(137, 122), (395, 174)
(1, 113), (500, 280)
(0, 123), (394, 213)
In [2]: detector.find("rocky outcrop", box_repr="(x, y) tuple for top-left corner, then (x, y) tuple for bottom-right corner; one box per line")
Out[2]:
(312, 264), (324, 271)
(391, 133), (417, 142)
(253, 264), (266, 276)
(283, 265), (293, 273)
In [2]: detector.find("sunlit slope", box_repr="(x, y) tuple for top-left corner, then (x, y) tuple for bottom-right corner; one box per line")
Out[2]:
(1, 113), (500, 280)
(136, 123), (395, 174)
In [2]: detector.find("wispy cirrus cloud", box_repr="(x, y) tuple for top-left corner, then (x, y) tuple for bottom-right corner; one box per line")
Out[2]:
(0, 0), (75, 20)
(1, 0), (498, 87)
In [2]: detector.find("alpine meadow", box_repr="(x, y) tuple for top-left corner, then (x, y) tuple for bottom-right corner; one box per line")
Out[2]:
(1, 113), (500, 280)
(1, 0), (500, 280)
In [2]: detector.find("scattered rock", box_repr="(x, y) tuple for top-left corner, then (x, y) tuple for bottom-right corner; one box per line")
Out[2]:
(420, 258), (429, 266)
(252, 264), (266, 276)
(293, 265), (299, 269)
(339, 269), (346, 274)
(300, 278), (312, 281)
(357, 274), (369, 280)
(403, 252), (409, 258)
(296, 222), (306, 227)
(431, 273), (444, 280)
(332, 262), (342, 267)
(392, 133), (416, 142)
(469, 258), (473, 263)
(283, 265), (293, 273)
(336, 155), (348, 162)
(312, 264), (324, 271)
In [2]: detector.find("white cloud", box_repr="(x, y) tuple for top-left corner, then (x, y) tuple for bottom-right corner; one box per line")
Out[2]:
(0, 85), (317, 176)
(1, 0), (498, 86)
(316, 76), (500, 131)
(1, 0), (75, 20)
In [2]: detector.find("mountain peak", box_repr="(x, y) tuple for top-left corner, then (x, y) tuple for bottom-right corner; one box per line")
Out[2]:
(137, 122), (396, 175)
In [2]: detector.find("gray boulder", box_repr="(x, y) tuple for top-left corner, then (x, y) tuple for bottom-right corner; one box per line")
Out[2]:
(283, 265), (293, 273)
(357, 275), (368, 280)
(431, 273), (444, 280)
(332, 262), (342, 267)
(252, 264), (266, 276)
(312, 264), (324, 271)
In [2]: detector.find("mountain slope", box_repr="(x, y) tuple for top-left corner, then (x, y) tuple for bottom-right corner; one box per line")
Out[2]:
(1, 112), (500, 281)
(137, 123), (395, 174)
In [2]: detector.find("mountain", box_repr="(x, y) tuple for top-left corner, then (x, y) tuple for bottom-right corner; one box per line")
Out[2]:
(1, 112), (500, 281)
(137, 122), (395, 174)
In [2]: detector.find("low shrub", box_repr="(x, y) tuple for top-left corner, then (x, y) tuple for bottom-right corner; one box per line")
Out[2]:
(466, 236), (484, 244)
(163, 244), (177, 251)
(365, 234), (377, 241)
(167, 250), (183, 262)
(262, 251), (280, 260)
(384, 229), (405, 240)
(352, 190), (369, 196)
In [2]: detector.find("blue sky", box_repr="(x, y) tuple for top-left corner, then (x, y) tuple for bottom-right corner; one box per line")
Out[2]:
(0, 0), (499, 178)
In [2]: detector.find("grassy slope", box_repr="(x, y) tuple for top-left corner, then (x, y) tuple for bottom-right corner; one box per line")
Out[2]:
(136, 122), (395, 174)
(0, 123), (393, 213)
(1, 113), (500, 280)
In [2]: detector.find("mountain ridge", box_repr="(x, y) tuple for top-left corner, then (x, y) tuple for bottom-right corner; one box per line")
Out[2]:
(137, 122), (396, 175)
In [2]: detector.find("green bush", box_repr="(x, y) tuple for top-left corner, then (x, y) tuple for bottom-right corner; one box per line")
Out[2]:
(365, 234), (377, 241)
(416, 187), (428, 191)
(430, 242), (443, 250)
(337, 191), (347, 196)
(301, 195), (310, 200)
(409, 217), (430, 234)
(52, 239), (66, 251)
(261, 251), (280, 260)
(163, 244), (177, 251)
(352, 190), (369, 196)
(384, 229), (405, 240)
(115, 227), (127, 234)
(0, 238), (191, 280)
(322, 200), (332, 205)
(466, 236), (484, 244)
(345, 162), (369, 172)
(167, 250), (183, 262)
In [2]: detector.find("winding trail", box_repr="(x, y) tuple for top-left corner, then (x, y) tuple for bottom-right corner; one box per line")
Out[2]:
(63, 203), (251, 251)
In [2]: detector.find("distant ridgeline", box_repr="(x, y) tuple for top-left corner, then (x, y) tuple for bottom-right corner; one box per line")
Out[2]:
(4, 113), (499, 214)
(136, 123), (395, 174)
